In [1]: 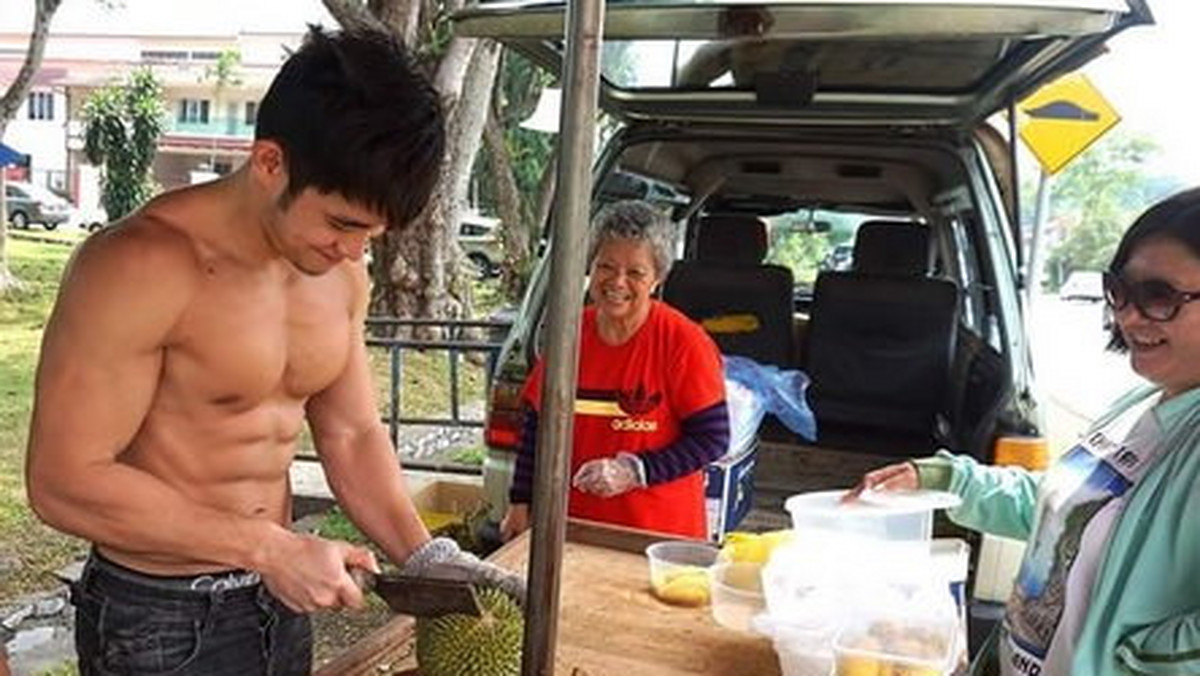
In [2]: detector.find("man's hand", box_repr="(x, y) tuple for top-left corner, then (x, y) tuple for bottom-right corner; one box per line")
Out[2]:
(572, 453), (643, 498)
(258, 532), (380, 613)
(842, 461), (919, 502)
(500, 504), (530, 542)
(401, 537), (526, 606)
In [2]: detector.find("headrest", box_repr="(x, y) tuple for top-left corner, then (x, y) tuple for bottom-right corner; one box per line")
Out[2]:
(852, 221), (930, 276)
(694, 214), (768, 264)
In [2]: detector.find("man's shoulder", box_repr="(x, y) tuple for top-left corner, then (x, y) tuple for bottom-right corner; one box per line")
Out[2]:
(68, 210), (205, 300)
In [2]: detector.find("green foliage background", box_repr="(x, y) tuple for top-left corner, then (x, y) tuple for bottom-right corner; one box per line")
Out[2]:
(1039, 131), (1184, 288)
(82, 68), (166, 222)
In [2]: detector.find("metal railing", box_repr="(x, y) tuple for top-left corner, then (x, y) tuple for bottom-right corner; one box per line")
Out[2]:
(295, 316), (510, 474)
(165, 118), (256, 138)
(364, 316), (511, 475)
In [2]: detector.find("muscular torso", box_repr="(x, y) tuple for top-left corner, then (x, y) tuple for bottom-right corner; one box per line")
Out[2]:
(101, 222), (357, 574)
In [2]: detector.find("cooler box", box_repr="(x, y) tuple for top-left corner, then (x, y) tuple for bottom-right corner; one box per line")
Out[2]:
(704, 438), (758, 542)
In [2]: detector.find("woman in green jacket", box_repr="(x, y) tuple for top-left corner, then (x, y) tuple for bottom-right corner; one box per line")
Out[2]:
(850, 187), (1200, 676)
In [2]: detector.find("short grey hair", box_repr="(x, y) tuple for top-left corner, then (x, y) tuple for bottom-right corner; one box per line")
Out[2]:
(587, 200), (674, 278)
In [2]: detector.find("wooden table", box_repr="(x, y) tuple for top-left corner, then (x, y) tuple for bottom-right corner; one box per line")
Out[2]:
(315, 520), (781, 676)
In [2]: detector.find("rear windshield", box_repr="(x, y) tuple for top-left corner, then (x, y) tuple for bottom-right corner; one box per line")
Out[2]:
(763, 209), (917, 288)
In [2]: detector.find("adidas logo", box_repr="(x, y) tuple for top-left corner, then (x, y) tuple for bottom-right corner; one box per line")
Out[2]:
(611, 418), (658, 432)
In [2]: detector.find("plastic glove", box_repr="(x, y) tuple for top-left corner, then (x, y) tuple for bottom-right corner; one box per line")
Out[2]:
(400, 537), (526, 606)
(572, 453), (645, 498)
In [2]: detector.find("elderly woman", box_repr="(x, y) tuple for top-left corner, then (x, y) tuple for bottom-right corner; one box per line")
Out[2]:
(849, 187), (1200, 676)
(501, 200), (729, 540)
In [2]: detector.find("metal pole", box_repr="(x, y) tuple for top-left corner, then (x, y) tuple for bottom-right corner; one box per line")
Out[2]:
(1025, 169), (1052, 309)
(1007, 99), (1022, 275)
(521, 0), (604, 673)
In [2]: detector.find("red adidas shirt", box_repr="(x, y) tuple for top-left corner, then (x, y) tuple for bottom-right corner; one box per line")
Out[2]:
(523, 301), (724, 537)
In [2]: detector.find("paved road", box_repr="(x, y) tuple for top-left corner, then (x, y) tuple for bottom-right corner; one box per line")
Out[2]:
(1026, 293), (1143, 451)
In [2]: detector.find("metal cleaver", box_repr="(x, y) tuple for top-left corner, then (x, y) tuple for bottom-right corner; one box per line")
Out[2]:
(350, 569), (484, 618)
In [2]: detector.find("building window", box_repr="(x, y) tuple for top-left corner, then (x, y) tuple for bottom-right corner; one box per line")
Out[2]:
(27, 91), (54, 121)
(179, 99), (211, 124)
(244, 101), (258, 125)
(141, 50), (188, 62)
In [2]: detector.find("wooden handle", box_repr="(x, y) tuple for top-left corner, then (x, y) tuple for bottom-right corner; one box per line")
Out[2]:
(348, 567), (376, 591)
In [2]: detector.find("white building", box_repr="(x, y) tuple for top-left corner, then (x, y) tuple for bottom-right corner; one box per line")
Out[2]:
(0, 0), (334, 217)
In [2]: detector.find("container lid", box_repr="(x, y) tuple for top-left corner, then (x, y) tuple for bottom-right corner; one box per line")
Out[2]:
(856, 488), (962, 512)
(786, 489), (959, 517)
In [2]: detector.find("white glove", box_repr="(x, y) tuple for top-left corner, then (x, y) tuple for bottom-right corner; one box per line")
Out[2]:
(572, 453), (645, 498)
(400, 537), (526, 606)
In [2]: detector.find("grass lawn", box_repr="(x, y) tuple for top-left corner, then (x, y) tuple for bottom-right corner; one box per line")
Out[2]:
(0, 238), (87, 599)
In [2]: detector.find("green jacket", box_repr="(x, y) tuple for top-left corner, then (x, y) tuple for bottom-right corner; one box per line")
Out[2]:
(921, 384), (1200, 675)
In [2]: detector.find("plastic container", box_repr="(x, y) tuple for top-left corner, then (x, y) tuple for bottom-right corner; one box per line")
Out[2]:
(753, 614), (835, 676)
(709, 561), (765, 631)
(932, 538), (971, 669)
(785, 489), (960, 544)
(645, 540), (719, 607)
(833, 613), (958, 676)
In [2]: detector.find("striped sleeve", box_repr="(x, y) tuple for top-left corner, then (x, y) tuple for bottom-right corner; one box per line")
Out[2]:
(638, 401), (730, 485)
(507, 406), (540, 505)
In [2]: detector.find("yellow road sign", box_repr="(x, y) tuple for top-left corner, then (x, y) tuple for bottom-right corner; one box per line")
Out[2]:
(1018, 72), (1120, 175)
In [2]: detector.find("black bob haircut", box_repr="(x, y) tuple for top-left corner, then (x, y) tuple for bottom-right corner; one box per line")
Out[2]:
(255, 25), (445, 231)
(1106, 186), (1200, 352)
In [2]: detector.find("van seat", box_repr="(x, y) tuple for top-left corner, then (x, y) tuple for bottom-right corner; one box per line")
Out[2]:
(663, 214), (795, 367)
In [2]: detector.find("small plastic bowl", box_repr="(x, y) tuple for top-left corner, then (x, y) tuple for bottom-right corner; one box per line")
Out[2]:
(645, 540), (719, 607)
(710, 561), (766, 632)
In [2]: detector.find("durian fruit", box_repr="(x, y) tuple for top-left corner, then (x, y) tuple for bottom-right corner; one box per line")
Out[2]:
(653, 566), (711, 606)
(416, 586), (524, 676)
(719, 530), (794, 564)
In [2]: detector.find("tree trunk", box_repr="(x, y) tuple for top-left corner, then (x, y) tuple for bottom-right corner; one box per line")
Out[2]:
(0, 0), (64, 297)
(325, 0), (502, 327)
(0, 173), (21, 296)
(484, 111), (530, 297)
(367, 38), (500, 334)
(533, 151), (558, 245)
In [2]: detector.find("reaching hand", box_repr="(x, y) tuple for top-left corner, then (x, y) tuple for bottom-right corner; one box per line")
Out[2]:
(571, 453), (644, 498)
(842, 461), (920, 503)
(500, 504), (531, 542)
(401, 537), (526, 606)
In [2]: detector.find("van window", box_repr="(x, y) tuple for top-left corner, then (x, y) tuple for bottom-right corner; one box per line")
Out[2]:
(763, 209), (924, 286)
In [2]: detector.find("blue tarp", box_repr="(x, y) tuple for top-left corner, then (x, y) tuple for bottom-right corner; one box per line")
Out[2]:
(724, 354), (818, 444)
(0, 142), (27, 167)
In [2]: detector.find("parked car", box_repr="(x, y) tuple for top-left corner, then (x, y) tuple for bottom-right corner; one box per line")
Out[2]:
(819, 244), (854, 272)
(5, 181), (71, 230)
(1058, 270), (1104, 302)
(77, 206), (109, 232)
(454, 0), (1150, 530)
(459, 211), (503, 279)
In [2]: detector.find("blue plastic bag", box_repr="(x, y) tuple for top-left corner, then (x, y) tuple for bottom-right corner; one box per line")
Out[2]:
(723, 355), (818, 442)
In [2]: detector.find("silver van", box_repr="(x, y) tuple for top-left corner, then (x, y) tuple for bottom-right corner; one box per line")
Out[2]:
(457, 1), (1152, 529)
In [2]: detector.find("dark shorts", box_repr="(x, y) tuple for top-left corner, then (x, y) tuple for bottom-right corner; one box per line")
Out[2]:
(70, 551), (312, 676)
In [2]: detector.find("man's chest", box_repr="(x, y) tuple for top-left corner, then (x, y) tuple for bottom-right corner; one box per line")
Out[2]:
(169, 271), (355, 406)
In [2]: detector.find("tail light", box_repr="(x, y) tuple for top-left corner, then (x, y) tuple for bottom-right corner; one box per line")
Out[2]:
(484, 378), (525, 451)
(992, 436), (1049, 470)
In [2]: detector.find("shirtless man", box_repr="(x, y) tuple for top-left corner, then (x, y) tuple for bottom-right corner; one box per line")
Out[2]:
(25, 27), (522, 675)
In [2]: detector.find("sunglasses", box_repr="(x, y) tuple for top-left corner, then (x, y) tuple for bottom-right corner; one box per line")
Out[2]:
(1102, 272), (1200, 322)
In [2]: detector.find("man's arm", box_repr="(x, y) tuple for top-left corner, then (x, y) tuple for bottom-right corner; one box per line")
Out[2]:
(25, 226), (288, 570)
(308, 265), (526, 602)
(304, 263), (431, 566)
